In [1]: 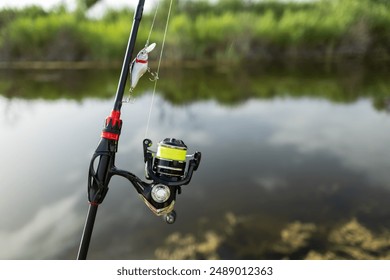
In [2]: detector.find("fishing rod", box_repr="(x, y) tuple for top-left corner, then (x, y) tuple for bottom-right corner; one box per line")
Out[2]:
(77, 0), (201, 260)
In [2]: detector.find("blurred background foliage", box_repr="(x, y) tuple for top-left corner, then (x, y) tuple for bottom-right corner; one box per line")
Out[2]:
(1, 63), (389, 111)
(0, 0), (389, 64)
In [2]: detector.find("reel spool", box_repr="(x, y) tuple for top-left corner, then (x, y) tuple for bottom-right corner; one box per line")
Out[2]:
(154, 138), (187, 178)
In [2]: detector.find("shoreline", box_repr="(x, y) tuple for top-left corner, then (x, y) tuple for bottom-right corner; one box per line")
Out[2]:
(1, 56), (388, 71)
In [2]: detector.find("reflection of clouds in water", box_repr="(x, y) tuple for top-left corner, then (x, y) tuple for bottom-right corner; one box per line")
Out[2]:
(125, 94), (216, 148)
(254, 175), (288, 191)
(0, 193), (83, 259)
(2, 91), (390, 259)
(266, 98), (390, 186)
(0, 97), (38, 127)
(0, 99), (109, 230)
(178, 97), (390, 190)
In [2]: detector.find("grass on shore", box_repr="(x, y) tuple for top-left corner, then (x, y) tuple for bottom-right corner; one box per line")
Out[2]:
(0, 0), (389, 63)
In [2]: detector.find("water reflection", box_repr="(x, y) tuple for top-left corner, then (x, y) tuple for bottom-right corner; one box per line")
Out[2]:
(0, 65), (390, 259)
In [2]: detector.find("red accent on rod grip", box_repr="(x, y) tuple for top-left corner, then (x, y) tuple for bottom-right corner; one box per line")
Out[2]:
(101, 110), (122, 140)
(101, 131), (120, 141)
(107, 110), (121, 126)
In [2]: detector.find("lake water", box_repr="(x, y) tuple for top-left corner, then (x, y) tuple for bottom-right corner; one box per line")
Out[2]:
(1, 63), (390, 259)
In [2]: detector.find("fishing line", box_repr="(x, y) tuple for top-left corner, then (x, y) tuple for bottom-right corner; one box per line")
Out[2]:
(145, 0), (160, 47)
(144, 0), (173, 139)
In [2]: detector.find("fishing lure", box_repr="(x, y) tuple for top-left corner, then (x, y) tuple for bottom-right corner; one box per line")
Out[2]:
(123, 43), (157, 103)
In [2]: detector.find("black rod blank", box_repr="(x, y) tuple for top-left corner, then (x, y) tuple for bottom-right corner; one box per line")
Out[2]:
(77, 0), (146, 260)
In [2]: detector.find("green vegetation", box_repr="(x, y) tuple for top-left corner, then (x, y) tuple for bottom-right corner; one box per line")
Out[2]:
(1, 64), (389, 112)
(0, 0), (389, 63)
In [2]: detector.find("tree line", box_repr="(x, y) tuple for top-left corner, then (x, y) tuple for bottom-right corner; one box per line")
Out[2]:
(0, 0), (389, 63)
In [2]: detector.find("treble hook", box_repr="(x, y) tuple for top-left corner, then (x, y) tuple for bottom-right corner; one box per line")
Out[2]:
(148, 68), (159, 82)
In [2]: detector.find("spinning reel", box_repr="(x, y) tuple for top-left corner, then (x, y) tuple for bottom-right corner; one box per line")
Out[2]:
(87, 132), (201, 224)
(141, 138), (201, 222)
